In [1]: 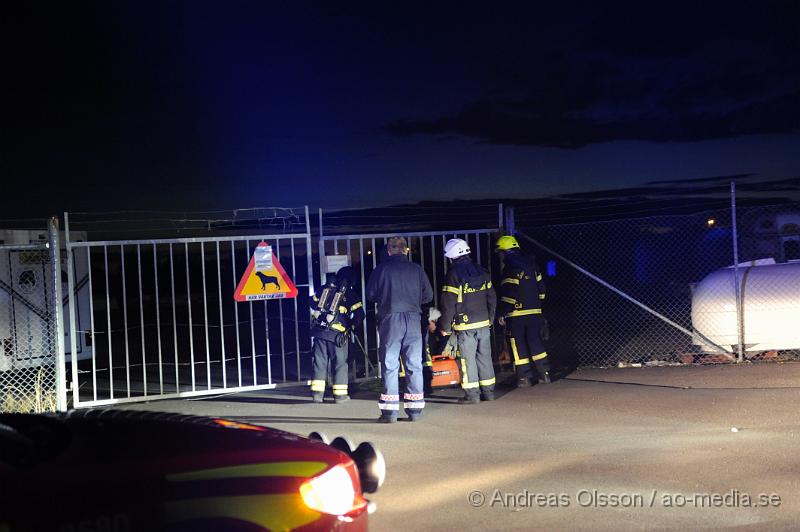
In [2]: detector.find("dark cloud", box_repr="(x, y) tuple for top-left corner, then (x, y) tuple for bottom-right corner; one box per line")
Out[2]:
(384, 1), (800, 149)
(385, 88), (800, 148)
(649, 174), (755, 185)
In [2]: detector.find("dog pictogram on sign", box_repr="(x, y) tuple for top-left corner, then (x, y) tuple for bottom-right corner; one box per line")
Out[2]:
(234, 241), (298, 301)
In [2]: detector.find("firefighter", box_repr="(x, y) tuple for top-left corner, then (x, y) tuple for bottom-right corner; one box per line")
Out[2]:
(310, 266), (365, 403)
(495, 235), (551, 386)
(437, 238), (497, 403)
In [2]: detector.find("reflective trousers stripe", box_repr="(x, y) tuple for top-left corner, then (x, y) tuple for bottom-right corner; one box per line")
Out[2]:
(310, 380), (326, 392)
(404, 402), (425, 409)
(510, 338), (530, 366)
(479, 377), (496, 386)
(459, 358), (472, 389)
(333, 384), (349, 395)
(531, 351), (548, 362)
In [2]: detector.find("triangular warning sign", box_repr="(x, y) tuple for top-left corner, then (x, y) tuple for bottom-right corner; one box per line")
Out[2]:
(234, 241), (298, 301)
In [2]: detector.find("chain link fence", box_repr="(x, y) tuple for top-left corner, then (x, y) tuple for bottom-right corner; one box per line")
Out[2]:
(0, 218), (65, 412)
(519, 199), (800, 367)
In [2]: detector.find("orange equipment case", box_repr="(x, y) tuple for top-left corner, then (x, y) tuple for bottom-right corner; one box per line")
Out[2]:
(430, 355), (462, 388)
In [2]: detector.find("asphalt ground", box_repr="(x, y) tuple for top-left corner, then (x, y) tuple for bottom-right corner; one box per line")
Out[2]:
(116, 362), (800, 531)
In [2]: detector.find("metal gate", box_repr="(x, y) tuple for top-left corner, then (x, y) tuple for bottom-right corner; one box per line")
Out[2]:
(64, 211), (314, 408)
(318, 228), (501, 380)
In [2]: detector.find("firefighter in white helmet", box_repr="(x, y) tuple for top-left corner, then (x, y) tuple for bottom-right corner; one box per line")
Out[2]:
(437, 238), (497, 403)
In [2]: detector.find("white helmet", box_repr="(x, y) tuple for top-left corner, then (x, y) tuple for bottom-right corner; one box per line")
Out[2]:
(444, 238), (470, 259)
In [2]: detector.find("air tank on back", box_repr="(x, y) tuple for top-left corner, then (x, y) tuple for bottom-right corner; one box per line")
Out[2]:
(691, 259), (800, 353)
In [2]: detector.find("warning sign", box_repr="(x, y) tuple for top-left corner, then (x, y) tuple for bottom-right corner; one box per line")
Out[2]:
(234, 241), (298, 302)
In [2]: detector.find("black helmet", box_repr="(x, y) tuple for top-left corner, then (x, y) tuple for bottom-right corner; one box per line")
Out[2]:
(335, 266), (357, 289)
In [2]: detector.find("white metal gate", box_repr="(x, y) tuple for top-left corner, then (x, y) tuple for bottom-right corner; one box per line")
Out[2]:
(318, 227), (501, 380)
(64, 212), (315, 408)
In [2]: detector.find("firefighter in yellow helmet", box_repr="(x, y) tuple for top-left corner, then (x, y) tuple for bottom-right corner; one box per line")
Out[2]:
(495, 235), (551, 386)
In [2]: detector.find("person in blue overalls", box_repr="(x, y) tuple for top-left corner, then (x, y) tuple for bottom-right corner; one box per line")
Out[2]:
(366, 236), (433, 423)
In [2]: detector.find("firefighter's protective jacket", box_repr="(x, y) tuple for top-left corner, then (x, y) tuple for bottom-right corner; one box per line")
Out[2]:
(437, 256), (496, 333)
(497, 251), (545, 319)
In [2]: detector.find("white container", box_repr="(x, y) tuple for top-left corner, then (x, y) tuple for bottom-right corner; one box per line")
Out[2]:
(0, 230), (92, 371)
(691, 260), (800, 353)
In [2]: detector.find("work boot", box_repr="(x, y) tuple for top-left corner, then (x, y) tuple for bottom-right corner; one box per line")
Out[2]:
(458, 395), (480, 405)
(538, 372), (552, 384)
(516, 377), (531, 388)
(377, 414), (397, 424)
(311, 392), (324, 403)
(407, 410), (423, 422)
(481, 393), (495, 402)
(334, 395), (351, 404)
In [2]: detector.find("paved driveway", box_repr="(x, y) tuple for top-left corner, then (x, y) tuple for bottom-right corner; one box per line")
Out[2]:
(118, 363), (800, 531)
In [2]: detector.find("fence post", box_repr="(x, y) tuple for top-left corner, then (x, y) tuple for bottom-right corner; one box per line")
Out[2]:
(731, 183), (744, 363)
(505, 206), (516, 235)
(63, 212), (80, 407)
(318, 207), (325, 290)
(305, 205), (315, 298)
(498, 203), (504, 231)
(48, 217), (68, 411)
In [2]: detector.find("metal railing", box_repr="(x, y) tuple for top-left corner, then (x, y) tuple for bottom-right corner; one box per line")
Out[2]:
(63, 209), (315, 408)
(318, 204), (504, 380)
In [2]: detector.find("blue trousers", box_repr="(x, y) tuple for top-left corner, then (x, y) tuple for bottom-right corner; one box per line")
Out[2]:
(378, 312), (424, 417)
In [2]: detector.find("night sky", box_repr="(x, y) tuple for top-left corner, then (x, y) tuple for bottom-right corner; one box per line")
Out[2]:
(3, 1), (799, 217)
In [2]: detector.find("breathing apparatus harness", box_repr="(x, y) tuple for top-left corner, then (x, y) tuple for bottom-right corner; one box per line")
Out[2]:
(313, 277), (352, 347)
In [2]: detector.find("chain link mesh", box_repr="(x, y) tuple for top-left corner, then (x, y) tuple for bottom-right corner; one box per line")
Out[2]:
(520, 202), (800, 367)
(0, 227), (59, 413)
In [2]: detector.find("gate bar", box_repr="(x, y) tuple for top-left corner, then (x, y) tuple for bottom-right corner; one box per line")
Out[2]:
(121, 245), (131, 397)
(153, 244), (164, 394)
(86, 247), (97, 400)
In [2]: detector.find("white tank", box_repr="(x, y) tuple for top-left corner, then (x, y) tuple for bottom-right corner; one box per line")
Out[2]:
(691, 260), (800, 352)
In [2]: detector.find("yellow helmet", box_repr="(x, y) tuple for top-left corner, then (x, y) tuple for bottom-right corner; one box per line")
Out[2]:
(495, 235), (520, 252)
